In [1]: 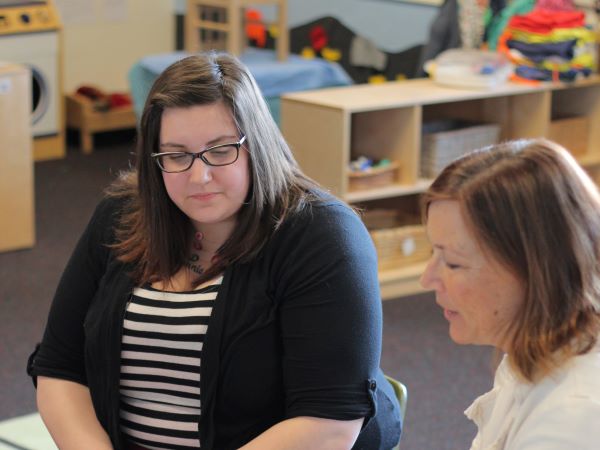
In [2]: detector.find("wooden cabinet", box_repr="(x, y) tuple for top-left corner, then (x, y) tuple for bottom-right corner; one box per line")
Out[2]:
(281, 76), (600, 300)
(0, 63), (34, 252)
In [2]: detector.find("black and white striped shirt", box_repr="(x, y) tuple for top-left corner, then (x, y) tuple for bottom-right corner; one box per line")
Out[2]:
(119, 277), (221, 449)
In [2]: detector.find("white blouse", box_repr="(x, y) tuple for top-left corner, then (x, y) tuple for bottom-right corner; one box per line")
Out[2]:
(466, 345), (600, 450)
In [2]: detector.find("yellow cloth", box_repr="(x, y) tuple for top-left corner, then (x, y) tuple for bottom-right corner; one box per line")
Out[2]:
(539, 53), (595, 71)
(509, 27), (596, 44)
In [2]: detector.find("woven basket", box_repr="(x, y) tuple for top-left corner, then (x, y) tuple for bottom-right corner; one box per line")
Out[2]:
(370, 225), (431, 270)
(348, 161), (400, 191)
(421, 120), (500, 178)
(362, 209), (431, 270)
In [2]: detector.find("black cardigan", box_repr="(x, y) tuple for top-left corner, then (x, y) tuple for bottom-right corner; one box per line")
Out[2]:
(28, 195), (401, 449)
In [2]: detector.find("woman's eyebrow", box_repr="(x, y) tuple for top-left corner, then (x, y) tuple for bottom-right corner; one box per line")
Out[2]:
(433, 243), (469, 258)
(160, 134), (239, 149)
(159, 142), (186, 149)
(206, 134), (238, 144)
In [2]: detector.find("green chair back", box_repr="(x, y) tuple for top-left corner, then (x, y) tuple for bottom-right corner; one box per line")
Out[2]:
(385, 374), (407, 450)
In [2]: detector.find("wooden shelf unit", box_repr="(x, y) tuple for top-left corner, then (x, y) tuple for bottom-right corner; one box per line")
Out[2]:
(185, 0), (288, 61)
(65, 93), (137, 154)
(281, 76), (600, 300)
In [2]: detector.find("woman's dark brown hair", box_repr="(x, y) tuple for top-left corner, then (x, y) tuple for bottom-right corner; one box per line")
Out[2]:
(421, 138), (600, 382)
(107, 52), (322, 285)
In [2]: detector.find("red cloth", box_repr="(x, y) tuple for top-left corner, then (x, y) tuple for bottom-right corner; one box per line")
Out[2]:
(76, 85), (105, 100)
(108, 92), (132, 108)
(75, 85), (131, 110)
(508, 9), (585, 33)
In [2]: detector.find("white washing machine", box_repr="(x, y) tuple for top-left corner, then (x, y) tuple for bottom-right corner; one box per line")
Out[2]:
(0, 0), (64, 159)
(0, 31), (58, 137)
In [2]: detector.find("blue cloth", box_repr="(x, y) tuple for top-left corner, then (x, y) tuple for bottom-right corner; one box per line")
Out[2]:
(507, 39), (577, 63)
(128, 48), (353, 125)
(515, 65), (592, 81)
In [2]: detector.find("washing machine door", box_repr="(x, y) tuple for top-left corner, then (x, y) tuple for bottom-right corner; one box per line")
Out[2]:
(31, 64), (50, 126)
(0, 31), (59, 137)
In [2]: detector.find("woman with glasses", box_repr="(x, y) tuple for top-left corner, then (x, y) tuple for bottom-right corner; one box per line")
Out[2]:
(28, 53), (401, 450)
(420, 139), (600, 449)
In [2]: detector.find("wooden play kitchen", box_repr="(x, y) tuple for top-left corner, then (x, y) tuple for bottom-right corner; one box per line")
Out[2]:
(281, 76), (600, 299)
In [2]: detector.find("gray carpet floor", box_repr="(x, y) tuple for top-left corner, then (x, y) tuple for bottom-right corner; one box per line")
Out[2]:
(0, 134), (495, 449)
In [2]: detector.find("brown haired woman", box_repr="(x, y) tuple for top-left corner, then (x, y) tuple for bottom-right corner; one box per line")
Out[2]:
(27, 53), (401, 450)
(420, 138), (600, 449)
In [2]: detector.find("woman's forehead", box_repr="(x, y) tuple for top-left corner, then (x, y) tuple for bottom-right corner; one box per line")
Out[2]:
(427, 201), (485, 259)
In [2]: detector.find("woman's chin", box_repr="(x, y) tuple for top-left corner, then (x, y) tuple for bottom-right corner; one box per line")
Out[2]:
(448, 327), (471, 346)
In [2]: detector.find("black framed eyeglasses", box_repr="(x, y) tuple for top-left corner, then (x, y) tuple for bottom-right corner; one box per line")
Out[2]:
(151, 135), (247, 173)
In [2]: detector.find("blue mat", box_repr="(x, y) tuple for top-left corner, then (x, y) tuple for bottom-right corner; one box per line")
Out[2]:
(128, 48), (353, 126)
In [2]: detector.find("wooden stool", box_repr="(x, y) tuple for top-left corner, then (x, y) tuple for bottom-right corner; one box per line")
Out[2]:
(65, 93), (137, 154)
(185, 0), (288, 61)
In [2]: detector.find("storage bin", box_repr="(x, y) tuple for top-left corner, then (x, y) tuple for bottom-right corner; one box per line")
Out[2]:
(348, 161), (400, 191)
(548, 116), (589, 158)
(420, 120), (500, 178)
(362, 209), (431, 270)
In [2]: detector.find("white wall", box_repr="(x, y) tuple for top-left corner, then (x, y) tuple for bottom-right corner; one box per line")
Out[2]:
(286, 0), (436, 52)
(175, 0), (436, 52)
(61, 0), (437, 92)
(59, 0), (175, 92)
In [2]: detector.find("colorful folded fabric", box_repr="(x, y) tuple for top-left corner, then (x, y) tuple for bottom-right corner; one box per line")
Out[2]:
(497, 25), (596, 81)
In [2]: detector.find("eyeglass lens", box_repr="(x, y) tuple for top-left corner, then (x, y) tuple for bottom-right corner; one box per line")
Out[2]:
(158, 145), (239, 172)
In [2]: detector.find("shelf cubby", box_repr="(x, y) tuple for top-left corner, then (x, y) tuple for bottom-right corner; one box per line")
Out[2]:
(550, 85), (600, 166)
(281, 76), (600, 300)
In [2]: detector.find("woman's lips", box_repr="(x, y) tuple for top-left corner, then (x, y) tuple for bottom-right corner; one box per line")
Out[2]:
(190, 193), (218, 201)
(443, 309), (459, 321)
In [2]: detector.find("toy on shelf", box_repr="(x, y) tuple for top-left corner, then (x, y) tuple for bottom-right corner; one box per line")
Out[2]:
(185, 0), (289, 61)
(245, 9), (266, 48)
(348, 156), (399, 191)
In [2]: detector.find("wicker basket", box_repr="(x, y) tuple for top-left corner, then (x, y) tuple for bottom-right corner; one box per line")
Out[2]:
(348, 161), (400, 191)
(370, 225), (431, 270)
(362, 209), (431, 270)
(421, 120), (500, 178)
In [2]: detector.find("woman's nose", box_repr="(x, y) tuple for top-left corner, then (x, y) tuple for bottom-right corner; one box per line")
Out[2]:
(420, 255), (438, 290)
(188, 157), (212, 183)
